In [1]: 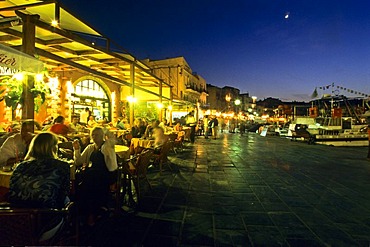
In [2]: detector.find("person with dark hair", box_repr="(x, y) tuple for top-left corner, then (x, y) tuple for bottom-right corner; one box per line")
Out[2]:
(0, 120), (34, 167)
(80, 107), (91, 126)
(69, 116), (84, 133)
(211, 116), (219, 139)
(131, 118), (142, 138)
(73, 127), (117, 226)
(50, 115), (70, 136)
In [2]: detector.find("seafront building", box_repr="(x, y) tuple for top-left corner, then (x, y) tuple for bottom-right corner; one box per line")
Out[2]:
(0, 1), (210, 126)
(0, 0), (313, 126)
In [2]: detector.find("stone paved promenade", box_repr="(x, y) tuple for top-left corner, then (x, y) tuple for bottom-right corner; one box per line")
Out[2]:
(86, 132), (370, 247)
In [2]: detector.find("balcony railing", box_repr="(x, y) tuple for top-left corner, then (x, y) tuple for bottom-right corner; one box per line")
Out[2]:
(185, 84), (207, 94)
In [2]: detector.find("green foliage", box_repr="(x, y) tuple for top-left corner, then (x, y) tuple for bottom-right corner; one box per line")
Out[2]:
(0, 76), (22, 110)
(0, 75), (51, 113)
(127, 101), (158, 121)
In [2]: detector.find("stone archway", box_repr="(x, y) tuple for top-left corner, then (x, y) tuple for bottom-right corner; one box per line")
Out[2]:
(70, 76), (112, 122)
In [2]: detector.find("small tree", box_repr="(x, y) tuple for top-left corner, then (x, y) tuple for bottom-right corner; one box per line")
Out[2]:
(124, 101), (159, 121)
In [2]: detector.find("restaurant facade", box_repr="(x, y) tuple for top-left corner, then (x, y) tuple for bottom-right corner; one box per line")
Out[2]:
(0, 0), (206, 127)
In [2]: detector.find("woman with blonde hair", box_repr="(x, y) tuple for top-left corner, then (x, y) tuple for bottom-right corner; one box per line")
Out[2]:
(9, 132), (70, 208)
(8, 132), (71, 242)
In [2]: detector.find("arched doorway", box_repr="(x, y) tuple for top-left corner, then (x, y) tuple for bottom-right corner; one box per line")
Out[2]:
(70, 77), (111, 122)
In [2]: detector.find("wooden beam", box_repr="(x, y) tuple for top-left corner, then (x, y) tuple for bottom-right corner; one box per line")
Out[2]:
(0, 34), (19, 42)
(35, 47), (171, 100)
(0, 0), (56, 12)
(43, 38), (71, 45)
(1, 27), (51, 46)
(33, 18), (172, 87)
(48, 44), (77, 55)
(77, 50), (102, 56)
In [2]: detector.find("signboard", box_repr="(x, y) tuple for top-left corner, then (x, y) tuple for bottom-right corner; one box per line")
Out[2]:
(0, 44), (44, 74)
(0, 65), (19, 75)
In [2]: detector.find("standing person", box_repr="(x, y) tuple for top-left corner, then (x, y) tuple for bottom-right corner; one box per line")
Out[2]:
(212, 116), (219, 139)
(203, 115), (209, 139)
(219, 117), (225, 133)
(0, 120), (35, 167)
(73, 127), (117, 226)
(80, 107), (91, 126)
(186, 111), (197, 143)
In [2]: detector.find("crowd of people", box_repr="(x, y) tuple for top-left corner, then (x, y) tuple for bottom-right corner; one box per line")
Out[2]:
(0, 110), (251, 242)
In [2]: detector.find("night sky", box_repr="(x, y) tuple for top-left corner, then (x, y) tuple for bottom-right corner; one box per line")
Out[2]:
(61, 0), (370, 101)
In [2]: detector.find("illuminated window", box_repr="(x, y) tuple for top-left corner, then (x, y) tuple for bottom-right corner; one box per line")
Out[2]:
(72, 79), (110, 121)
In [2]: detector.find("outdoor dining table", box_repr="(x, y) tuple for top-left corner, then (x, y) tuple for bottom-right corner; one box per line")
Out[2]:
(115, 145), (130, 159)
(130, 138), (155, 150)
(0, 170), (12, 189)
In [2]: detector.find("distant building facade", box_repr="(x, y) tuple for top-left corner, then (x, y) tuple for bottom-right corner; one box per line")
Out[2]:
(143, 57), (207, 114)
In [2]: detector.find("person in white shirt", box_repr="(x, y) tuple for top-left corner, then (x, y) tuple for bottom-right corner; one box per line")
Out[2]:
(80, 107), (90, 125)
(87, 115), (97, 128)
(0, 121), (34, 167)
(73, 127), (117, 226)
(69, 116), (83, 133)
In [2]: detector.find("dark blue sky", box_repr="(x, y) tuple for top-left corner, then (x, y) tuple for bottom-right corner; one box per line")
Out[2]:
(61, 0), (370, 101)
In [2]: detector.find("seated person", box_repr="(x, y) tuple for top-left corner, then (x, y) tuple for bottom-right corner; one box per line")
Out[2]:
(9, 132), (70, 208)
(131, 119), (142, 138)
(42, 116), (54, 126)
(110, 117), (125, 130)
(136, 127), (166, 155)
(144, 119), (160, 139)
(173, 122), (183, 132)
(0, 120), (34, 167)
(49, 116), (70, 136)
(73, 127), (117, 226)
(8, 132), (70, 242)
(87, 115), (97, 128)
(69, 116), (83, 133)
(152, 127), (166, 153)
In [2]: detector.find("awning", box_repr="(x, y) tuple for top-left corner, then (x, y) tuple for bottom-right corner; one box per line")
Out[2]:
(0, 43), (44, 74)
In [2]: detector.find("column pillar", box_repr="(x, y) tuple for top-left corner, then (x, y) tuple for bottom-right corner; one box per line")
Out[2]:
(20, 13), (39, 122)
(159, 81), (163, 122)
(169, 89), (173, 126)
(129, 63), (135, 127)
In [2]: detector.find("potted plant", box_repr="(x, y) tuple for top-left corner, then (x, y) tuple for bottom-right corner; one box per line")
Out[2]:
(0, 75), (50, 120)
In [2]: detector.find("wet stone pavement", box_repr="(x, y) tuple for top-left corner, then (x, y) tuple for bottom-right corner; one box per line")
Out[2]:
(85, 132), (370, 247)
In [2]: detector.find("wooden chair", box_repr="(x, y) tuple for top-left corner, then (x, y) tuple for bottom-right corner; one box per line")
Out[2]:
(109, 164), (123, 214)
(125, 149), (154, 203)
(166, 133), (177, 153)
(57, 141), (74, 159)
(152, 141), (172, 175)
(0, 201), (77, 246)
(173, 133), (185, 153)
